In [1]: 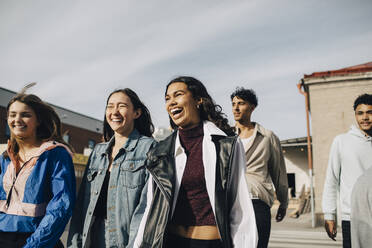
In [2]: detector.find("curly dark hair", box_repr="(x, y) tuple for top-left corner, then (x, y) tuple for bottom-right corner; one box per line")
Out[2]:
(5, 93), (72, 159)
(165, 76), (235, 136)
(353, 93), (372, 110)
(230, 87), (258, 107)
(103, 88), (154, 141)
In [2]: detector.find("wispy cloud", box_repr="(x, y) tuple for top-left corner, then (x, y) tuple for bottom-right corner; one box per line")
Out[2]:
(1, 0), (371, 139)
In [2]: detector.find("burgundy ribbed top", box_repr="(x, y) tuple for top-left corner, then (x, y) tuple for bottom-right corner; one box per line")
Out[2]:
(171, 123), (216, 226)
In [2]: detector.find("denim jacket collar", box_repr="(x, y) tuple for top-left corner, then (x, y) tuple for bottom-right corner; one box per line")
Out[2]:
(100, 129), (141, 157)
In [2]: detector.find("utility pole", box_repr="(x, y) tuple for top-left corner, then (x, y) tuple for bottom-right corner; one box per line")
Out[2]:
(297, 81), (315, 228)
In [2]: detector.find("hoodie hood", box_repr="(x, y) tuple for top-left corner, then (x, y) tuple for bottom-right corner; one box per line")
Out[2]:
(349, 125), (372, 141)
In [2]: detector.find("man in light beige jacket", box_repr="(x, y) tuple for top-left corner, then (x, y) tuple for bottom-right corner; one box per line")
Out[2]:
(231, 87), (288, 248)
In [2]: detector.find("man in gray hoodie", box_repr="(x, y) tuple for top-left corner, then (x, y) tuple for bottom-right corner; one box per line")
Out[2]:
(322, 93), (372, 248)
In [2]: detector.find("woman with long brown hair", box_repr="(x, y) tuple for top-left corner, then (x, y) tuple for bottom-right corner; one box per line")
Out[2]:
(0, 93), (76, 248)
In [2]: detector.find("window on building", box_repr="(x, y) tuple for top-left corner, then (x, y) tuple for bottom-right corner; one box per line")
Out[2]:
(287, 173), (296, 198)
(88, 139), (95, 149)
(63, 134), (70, 143)
(5, 125), (10, 139)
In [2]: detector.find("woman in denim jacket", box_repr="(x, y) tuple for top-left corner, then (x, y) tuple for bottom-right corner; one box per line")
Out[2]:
(68, 88), (156, 248)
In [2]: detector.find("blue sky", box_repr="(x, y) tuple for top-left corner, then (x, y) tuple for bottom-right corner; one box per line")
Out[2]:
(1, 0), (371, 139)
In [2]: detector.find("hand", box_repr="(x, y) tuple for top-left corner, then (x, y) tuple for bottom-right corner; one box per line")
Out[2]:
(275, 207), (286, 222)
(325, 220), (337, 241)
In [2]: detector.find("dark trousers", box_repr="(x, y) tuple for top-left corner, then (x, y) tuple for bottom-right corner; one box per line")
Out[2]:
(164, 233), (223, 248)
(342, 221), (351, 248)
(252, 199), (271, 248)
(0, 232), (32, 248)
(0, 232), (64, 248)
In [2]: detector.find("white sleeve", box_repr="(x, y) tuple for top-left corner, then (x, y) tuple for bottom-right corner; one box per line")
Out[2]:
(133, 174), (154, 248)
(322, 137), (341, 220)
(229, 138), (258, 247)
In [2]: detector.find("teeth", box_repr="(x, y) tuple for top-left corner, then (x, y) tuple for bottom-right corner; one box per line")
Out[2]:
(171, 108), (182, 115)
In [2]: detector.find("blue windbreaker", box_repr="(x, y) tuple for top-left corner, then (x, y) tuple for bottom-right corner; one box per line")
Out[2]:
(0, 141), (76, 247)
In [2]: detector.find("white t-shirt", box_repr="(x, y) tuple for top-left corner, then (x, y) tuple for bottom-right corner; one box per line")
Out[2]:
(240, 136), (254, 150)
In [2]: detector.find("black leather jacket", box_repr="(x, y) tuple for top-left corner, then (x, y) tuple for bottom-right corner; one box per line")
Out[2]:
(139, 130), (238, 248)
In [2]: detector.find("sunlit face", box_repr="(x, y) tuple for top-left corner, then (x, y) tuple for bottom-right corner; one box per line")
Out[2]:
(7, 101), (39, 141)
(165, 82), (201, 129)
(355, 104), (372, 134)
(232, 96), (255, 122)
(105, 92), (141, 136)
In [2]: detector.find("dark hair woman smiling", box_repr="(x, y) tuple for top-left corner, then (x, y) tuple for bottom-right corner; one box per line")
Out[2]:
(133, 77), (258, 248)
(68, 88), (156, 248)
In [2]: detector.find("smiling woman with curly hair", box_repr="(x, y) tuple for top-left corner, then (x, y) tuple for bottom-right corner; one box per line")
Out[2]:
(133, 76), (258, 248)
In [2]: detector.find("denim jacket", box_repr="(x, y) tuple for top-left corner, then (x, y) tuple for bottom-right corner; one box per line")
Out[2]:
(67, 129), (156, 248)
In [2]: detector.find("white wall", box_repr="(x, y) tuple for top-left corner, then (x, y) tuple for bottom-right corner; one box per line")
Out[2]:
(282, 145), (310, 197)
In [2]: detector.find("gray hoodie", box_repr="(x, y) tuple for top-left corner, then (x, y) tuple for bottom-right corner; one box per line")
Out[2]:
(351, 166), (372, 248)
(322, 125), (372, 221)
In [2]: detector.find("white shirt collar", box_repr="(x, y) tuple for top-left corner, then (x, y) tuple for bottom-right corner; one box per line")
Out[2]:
(174, 121), (226, 156)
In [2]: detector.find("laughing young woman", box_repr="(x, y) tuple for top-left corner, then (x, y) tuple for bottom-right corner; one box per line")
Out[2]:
(0, 94), (76, 248)
(68, 88), (156, 248)
(134, 76), (258, 248)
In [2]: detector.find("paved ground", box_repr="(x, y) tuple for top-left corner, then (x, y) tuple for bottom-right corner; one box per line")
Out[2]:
(270, 209), (343, 248)
(61, 209), (343, 247)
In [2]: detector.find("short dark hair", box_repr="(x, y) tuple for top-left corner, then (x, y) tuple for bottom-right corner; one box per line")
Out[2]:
(353, 94), (372, 110)
(230, 87), (258, 107)
(103, 88), (154, 141)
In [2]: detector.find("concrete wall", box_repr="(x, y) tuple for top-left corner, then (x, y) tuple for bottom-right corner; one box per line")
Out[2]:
(282, 146), (310, 197)
(304, 73), (372, 223)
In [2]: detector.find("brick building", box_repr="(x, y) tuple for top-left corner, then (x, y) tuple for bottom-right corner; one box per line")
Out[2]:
(300, 61), (372, 225)
(0, 86), (103, 154)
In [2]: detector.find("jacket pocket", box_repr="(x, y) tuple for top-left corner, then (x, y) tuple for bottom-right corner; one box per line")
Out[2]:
(86, 169), (99, 182)
(119, 160), (146, 188)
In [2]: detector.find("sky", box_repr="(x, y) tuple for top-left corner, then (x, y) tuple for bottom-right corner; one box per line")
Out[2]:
(1, 0), (372, 139)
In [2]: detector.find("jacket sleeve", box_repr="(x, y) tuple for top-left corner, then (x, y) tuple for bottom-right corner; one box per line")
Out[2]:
(67, 150), (95, 248)
(127, 140), (156, 248)
(133, 174), (154, 248)
(268, 133), (288, 209)
(24, 147), (76, 248)
(322, 136), (341, 221)
(229, 138), (258, 248)
(127, 173), (149, 248)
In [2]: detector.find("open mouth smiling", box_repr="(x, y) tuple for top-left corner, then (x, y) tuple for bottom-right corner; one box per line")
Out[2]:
(170, 108), (183, 117)
(13, 125), (26, 129)
(111, 118), (123, 123)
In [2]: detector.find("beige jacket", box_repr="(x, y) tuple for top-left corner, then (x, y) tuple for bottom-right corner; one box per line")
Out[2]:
(240, 123), (288, 209)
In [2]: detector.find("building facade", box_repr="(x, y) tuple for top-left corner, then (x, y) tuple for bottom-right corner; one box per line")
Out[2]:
(0, 86), (103, 154)
(301, 61), (372, 224)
